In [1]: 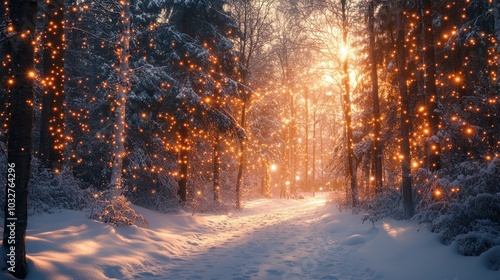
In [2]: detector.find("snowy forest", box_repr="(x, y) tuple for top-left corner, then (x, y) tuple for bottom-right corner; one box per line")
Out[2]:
(1, 0), (500, 279)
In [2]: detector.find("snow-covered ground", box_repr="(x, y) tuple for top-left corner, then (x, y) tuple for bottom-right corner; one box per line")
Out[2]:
(1, 192), (499, 279)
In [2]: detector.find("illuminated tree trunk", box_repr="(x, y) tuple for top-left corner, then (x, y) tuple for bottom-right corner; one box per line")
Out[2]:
(2, 0), (37, 278)
(368, 0), (383, 194)
(311, 107), (316, 197)
(263, 158), (271, 198)
(213, 137), (221, 202)
(289, 85), (297, 194)
(235, 100), (246, 209)
(304, 89), (309, 194)
(178, 124), (189, 203)
(341, 0), (358, 208)
(39, 0), (65, 171)
(396, 2), (414, 218)
(109, 0), (130, 196)
(421, 0), (440, 171)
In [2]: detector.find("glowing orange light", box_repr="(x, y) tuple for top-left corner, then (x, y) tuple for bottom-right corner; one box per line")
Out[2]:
(270, 164), (277, 171)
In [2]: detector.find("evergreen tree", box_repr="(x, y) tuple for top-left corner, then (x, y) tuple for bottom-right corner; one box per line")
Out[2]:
(39, 0), (66, 171)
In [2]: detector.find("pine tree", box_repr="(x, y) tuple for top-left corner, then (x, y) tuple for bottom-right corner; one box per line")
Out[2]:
(145, 0), (245, 204)
(39, 0), (66, 171)
(420, 0), (440, 171)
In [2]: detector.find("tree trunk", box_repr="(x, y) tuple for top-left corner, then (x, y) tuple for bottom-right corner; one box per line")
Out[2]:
(213, 137), (221, 202)
(421, 0), (440, 171)
(109, 0), (131, 196)
(2, 0), (37, 278)
(263, 158), (271, 198)
(341, 0), (358, 208)
(235, 102), (246, 209)
(312, 107), (316, 197)
(369, 0), (383, 194)
(396, 1), (414, 219)
(178, 124), (189, 204)
(289, 86), (297, 194)
(39, 0), (65, 171)
(304, 90), (309, 194)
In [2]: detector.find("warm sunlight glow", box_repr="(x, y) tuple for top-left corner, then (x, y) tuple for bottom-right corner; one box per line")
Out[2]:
(383, 223), (409, 238)
(340, 45), (349, 61)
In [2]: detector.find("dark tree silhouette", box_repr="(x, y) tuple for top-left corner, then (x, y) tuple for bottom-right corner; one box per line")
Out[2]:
(2, 0), (38, 278)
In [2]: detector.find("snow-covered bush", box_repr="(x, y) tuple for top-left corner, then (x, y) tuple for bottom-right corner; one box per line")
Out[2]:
(28, 166), (90, 215)
(361, 188), (405, 226)
(0, 159), (89, 217)
(88, 190), (148, 227)
(415, 158), (500, 259)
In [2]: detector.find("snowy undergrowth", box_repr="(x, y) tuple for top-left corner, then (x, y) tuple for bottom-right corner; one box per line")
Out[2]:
(360, 189), (405, 226)
(0, 160), (89, 217)
(415, 158), (500, 265)
(0, 158), (147, 228)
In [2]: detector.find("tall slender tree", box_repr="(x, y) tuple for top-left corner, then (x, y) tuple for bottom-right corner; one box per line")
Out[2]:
(396, 0), (414, 218)
(109, 0), (131, 196)
(2, 0), (37, 277)
(228, 0), (274, 209)
(340, 0), (358, 207)
(368, 0), (383, 193)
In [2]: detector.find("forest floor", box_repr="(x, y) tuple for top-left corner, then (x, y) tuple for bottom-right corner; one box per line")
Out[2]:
(1, 191), (499, 279)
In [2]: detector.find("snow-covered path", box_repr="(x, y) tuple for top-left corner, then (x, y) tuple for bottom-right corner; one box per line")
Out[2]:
(2, 192), (499, 280)
(152, 196), (375, 280)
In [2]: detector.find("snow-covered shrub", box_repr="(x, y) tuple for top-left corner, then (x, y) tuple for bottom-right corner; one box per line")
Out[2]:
(28, 165), (90, 215)
(455, 230), (499, 256)
(415, 158), (500, 259)
(361, 188), (405, 226)
(88, 190), (148, 227)
(0, 159), (89, 217)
